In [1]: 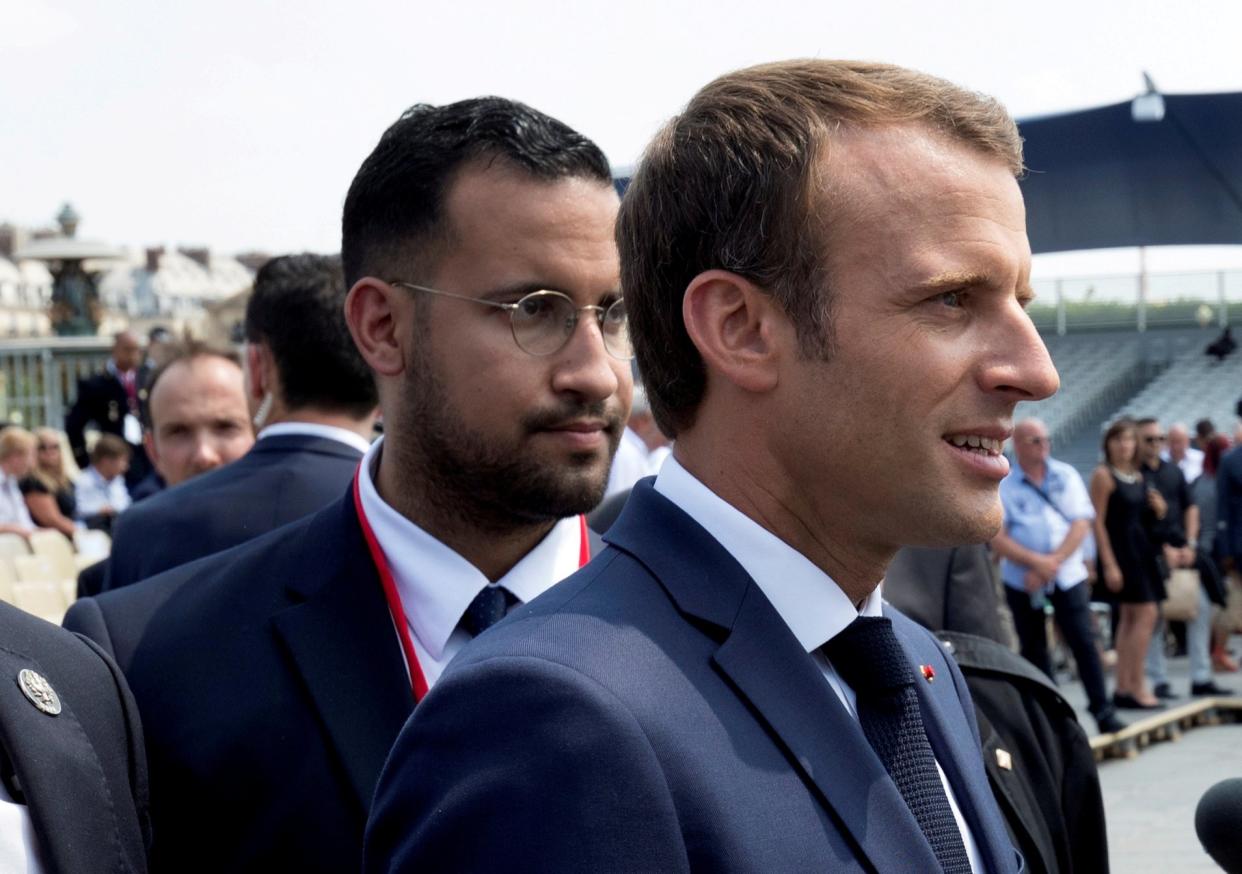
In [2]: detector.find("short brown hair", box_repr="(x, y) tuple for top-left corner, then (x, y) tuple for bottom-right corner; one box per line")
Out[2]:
(143, 340), (242, 429)
(617, 59), (1024, 436)
(90, 433), (131, 464)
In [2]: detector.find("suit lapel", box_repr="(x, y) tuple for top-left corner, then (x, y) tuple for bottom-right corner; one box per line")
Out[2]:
(270, 496), (413, 811)
(607, 483), (940, 872)
(0, 646), (127, 874)
(891, 612), (1020, 873)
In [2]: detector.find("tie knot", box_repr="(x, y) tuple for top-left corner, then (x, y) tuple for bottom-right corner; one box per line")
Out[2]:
(460, 585), (515, 638)
(821, 616), (914, 693)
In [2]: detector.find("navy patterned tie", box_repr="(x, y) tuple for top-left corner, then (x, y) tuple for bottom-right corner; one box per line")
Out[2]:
(823, 616), (973, 874)
(460, 585), (515, 638)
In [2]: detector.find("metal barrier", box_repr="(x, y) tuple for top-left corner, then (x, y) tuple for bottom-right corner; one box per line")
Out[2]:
(0, 338), (112, 430)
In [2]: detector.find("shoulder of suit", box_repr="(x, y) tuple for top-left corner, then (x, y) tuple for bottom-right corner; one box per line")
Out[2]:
(935, 630), (1073, 709)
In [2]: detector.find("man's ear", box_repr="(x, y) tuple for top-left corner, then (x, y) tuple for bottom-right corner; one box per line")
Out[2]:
(345, 279), (408, 377)
(682, 270), (785, 394)
(244, 342), (269, 404)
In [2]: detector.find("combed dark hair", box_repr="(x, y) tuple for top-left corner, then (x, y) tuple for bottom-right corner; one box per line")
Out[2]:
(245, 253), (377, 417)
(143, 340), (240, 429)
(341, 97), (612, 287)
(617, 60), (1024, 437)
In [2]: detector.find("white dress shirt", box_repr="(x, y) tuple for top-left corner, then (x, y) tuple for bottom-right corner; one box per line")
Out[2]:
(655, 456), (982, 872)
(0, 475), (32, 529)
(74, 467), (131, 520)
(356, 437), (584, 687)
(0, 777), (44, 873)
(256, 421), (374, 455)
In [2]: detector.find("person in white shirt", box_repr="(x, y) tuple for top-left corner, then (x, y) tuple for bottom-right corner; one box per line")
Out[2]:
(65, 97), (631, 873)
(0, 428), (37, 537)
(604, 384), (671, 497)
(73, 434), (131, 532)
(1163, 422), (1205, 484)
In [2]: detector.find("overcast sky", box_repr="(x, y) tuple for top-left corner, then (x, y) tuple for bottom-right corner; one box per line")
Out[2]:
(4, 0), (1242, 278)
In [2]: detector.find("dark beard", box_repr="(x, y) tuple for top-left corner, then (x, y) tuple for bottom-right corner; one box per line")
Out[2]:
(391, 362), (621, 537)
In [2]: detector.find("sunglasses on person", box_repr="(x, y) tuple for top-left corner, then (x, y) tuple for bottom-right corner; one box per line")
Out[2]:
(390, 281), (633, 360)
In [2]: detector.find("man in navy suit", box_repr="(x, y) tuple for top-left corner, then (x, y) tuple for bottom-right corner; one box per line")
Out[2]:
(366, 60), (1059, 872)
(101, 254), (378, 590)
(65, 99), (629, 872)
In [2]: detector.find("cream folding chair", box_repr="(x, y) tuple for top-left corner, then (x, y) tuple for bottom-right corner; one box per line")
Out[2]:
(11, 580), (67, 624)
(0, 560), (16, 605)
(0, 532), (30, 562)
(27, 530), (78, 583)
(73, 529), (112, 564)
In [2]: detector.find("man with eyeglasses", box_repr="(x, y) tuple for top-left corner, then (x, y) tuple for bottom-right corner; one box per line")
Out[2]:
(63, 97), (630, 873)
(1136, 417), (1232, 700)
(992, 418), (1124, 733)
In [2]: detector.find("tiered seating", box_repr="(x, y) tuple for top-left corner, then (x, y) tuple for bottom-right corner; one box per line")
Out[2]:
(0, 530), (110, 624)
(1110, 349), (1242, 430)
(1017, 334), (1145, 438)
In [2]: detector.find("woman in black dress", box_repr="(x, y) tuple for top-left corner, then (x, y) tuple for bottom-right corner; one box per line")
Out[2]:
(19, 428), (77, 539)
(1090, 418), (1163, 709)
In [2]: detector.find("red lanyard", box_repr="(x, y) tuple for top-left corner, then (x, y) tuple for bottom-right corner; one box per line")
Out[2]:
(352, 470), (592, 702)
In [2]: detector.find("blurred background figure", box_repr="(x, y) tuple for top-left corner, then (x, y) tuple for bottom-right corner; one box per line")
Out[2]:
(1164, 422), (1204, 483)
(64, 330), (152, 489)
(102, 253), (376, 591)
(1194, 418), (1217, 452)
(19, 428), (79, 538)
(139, 342), (254, 490)
(145, 325), (176, 369)
(74, 434), (131, 533)
(603, 383), (669, 500)
(1193, 434), (1239, 673)
(992, 418), (1124, 733)
(1091, 418), (1164, 710)
(0, 428), (38, 537)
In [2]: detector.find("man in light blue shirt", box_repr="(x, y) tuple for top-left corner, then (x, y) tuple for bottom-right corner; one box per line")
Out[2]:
(992, 418), (1124, 733)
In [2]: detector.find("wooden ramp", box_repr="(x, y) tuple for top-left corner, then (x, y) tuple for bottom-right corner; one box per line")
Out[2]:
(1091, 697), (1242, 761)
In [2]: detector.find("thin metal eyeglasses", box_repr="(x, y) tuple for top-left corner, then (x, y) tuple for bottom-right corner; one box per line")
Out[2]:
(390, 281), (632, 360)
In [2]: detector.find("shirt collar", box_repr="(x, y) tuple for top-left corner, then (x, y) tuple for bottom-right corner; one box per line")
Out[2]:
(356, 436), (583, 659)
(257, 421), (372, 455)
(654, 455), (882, 653)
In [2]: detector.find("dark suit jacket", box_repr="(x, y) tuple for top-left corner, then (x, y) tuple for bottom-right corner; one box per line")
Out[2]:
(1217, 444), (1242, 561)
(64, 492), (412, 873)
(64, 367), (152, 486)
(940, 632), (1108, 874)
(104, 433), (364, 591)
(884, 543), (1007, 643)
(0, 601), (150, 873)
(365, 480), (1020, 873)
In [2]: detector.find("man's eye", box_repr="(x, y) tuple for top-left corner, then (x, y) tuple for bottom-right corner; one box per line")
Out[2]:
(937, 290), (965, 308)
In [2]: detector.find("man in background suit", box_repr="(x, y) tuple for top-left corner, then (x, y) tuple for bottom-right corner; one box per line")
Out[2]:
(101, 254), (377, 591)
(366, 60), (1056, 872)
(65, 97), (629, 873)
(0, 601), (149, 873)
(65, 330), (152, 488)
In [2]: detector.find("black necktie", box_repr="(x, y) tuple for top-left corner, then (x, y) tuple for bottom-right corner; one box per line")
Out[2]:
(823, 616), (973, 874)
(460, 586), (515, 638)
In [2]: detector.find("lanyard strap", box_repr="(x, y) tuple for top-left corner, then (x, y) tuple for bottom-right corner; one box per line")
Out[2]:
(352, 469), (592, 703)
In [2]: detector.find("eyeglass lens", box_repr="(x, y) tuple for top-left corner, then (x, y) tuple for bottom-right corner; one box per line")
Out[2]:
(512, 292), (631, 359)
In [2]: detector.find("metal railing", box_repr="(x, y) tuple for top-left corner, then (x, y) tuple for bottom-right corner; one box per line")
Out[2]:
(1029, 268), (1242, 334)
(0, 338), (113, 430)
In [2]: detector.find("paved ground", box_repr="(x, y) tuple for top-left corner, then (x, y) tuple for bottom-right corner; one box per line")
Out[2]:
(1049, 637), (1240, 872)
